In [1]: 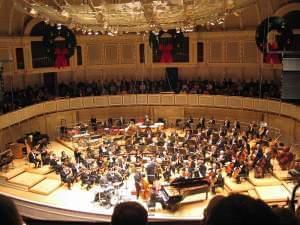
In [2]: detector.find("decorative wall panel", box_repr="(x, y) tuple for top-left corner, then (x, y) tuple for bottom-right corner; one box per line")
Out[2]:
(243, 41), (258, 63)
(210, 41), (223, 63)
(121, 45), (136, 64)
(226, 42), (240, 63)
(104, 45), (118, 65)
(87, 45), (102, 65)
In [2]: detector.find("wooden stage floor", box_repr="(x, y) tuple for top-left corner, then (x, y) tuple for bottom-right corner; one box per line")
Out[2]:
(0, 141), (296, 222)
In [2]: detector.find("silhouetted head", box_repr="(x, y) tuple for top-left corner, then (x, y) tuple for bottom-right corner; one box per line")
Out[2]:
(205, 194), (279, 225)
(0, 194), (23, 225)
(111, 201), (148, 225)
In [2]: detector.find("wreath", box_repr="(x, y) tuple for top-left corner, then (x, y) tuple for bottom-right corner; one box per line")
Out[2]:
(43, 25), (77, 59)
(255, 16), (293, 53)
(149, 29), (185, 51)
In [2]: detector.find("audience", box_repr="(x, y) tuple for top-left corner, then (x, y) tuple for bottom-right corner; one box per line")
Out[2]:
(111, 201), (148, 225)
(0, 194), (23, 225)
(0, 77), (281, 114)
(205, 194), (280, 225)
(272, 207), (299, 225)
(0, 192), (299, 225)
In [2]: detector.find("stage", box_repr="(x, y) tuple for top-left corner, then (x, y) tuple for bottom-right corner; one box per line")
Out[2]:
(0, 140), (297, 222)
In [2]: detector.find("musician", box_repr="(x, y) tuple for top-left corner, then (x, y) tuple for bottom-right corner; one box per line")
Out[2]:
(60, 165), (74, 189)
(233, 120), (241, 131)
(90, 115), (97, 131)
(28, 149), (41, 168)
(208, 117), (216, 127)
(144, 115), (151, 126)
(61, 151), (69, 163)
(38, 144), (50, 165)
(196, 116), (206, 130)
(198, 161), (207, 178)
(49, 153), (61, 173)
(80, 168), (92, 190)
(224, 119), (230, 130)
(235, 163), (249, 184)
(134, 169), (143, 199)
(74, 148), (82, 164)
(258, 122), (269, 139)
(146, 158), (156, 184)
(184, 116), (193, 129)
(211, 170), (224, 194)
(117, 116), (125, 128)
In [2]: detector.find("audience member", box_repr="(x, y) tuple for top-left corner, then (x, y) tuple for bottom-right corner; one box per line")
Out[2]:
(111, 201), (148, 225)
(272, 207), (299, 225)
(205, 194), (280, 225)
(0, 194), (23, 225)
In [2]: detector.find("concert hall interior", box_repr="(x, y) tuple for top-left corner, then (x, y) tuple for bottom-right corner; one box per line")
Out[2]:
(0, 1), (300, 225)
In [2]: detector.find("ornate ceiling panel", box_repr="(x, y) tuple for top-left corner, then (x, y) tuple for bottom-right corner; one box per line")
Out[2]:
(14, 0), (256, 34)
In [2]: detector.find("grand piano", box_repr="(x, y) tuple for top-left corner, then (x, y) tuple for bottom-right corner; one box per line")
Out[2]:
(158, 177), (210, 210)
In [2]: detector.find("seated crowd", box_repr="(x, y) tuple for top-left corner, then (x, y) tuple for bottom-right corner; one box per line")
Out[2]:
(1, 193), (299, 225)
(1, 78), (280, 113)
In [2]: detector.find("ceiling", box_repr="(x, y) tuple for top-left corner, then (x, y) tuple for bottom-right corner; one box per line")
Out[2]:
(0, 0), (297, 36)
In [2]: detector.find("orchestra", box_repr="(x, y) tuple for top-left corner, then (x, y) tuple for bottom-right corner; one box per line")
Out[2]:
(18, 115), (294, 210)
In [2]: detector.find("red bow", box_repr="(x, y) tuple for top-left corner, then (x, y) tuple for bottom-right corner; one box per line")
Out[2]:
(159, 43), (173, 63)
(55, 48), (69, 68)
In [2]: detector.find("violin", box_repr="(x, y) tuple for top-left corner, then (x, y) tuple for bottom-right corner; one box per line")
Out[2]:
(225, 162), (234, 175)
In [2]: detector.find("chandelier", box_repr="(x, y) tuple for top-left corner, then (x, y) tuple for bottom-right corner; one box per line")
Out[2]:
(14, 0), (256, 35)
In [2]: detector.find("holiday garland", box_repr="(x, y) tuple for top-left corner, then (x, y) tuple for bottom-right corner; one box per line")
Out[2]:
(255, 16), (293, 53)
(149, 29), (185, 51)
(43, 25), (77, 59)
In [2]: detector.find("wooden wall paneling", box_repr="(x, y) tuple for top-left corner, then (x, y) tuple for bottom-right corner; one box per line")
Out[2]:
(227, 96), (243, 108)
(33, 103), (45, 117)
(45, 111), (76, 139)
(210, 41), (223, 63)
(136, 94), (148, 105)
(175, 95), (187, 105)
(153, 106), (184, 125)
(94, 96), (109, 107)
(281, 103), (296, 118)
(243, 41), (258, 63)
(56, 99), (70, 112)
(9, 111), (21, 125)
(0, 113), (9, 129)
(0, 128), (13, 151)
(295, 121), (300, 144)
(161, 95), (175, 105)
(83, 97), (95, 108)
(198, 95), (214, 106)
(226, 41), (240, 63)
(18, 107), (30, 121)
(296, 107), (300, 121)
(120, 44), (136, 64)
(70, 98), (83, 109)
(123, 95), (137, 105)
(243, 98), (254, 110)
(109, 96), (123, 106)
(87, 44), (102, 65)
(265, 114), (295, 144)
(268, 100), (281, 114)
(187, 95), (198, 106)
(148, 95), (161, 105)
(214, 95), (228, 107)
(104, 44), (118, 65)
(253, 99), (268, 111)
(0, 48), (12, 73)
(44, 101), (57, 113)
